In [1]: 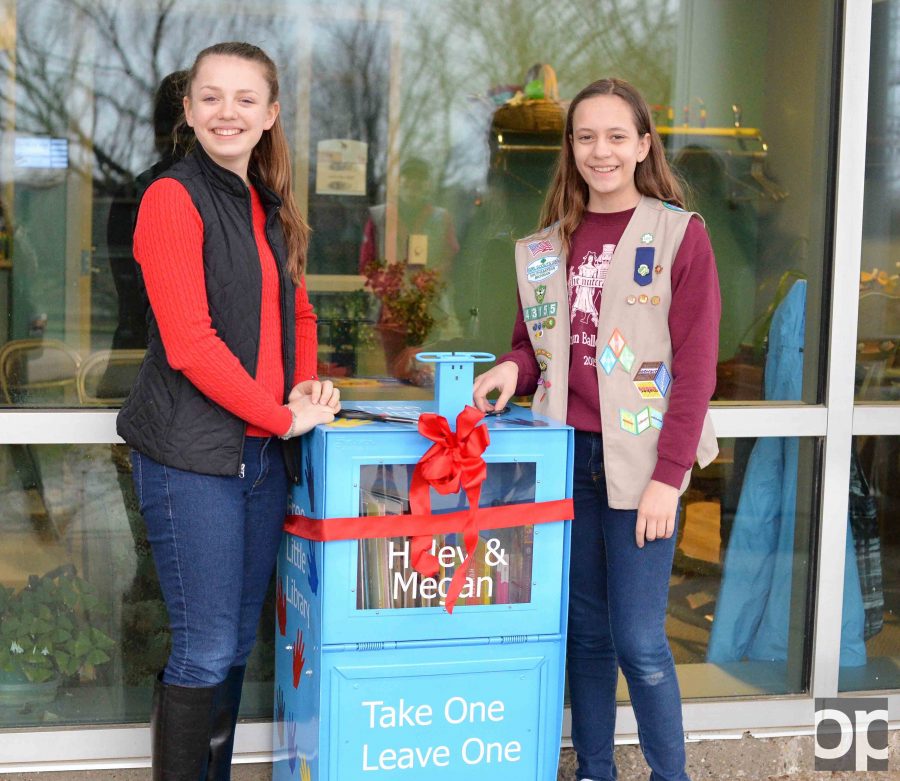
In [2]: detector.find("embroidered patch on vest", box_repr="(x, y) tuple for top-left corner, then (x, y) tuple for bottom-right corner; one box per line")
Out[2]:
(619, 406), (664, 435)
(534, 284), (547, 303)
(527, 255), (560, 282)
(662, 202), (685, 212)
(641, 232), (654, 244)
(535, 348), (551, 372)
(608, 328), (626, 356)
(524, 302), (558, 321)
(527, 238), (554, 257)
(600, 330), (635, 374)
(633, 361), (671, 399)
(634, 247), (654, 286)
(599, 346), (617, 375)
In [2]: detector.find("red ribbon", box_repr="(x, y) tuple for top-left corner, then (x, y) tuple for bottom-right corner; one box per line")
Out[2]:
(283, 405), (573, 614)
(407, 406), (490, 610)
(286, 500), (573, 542)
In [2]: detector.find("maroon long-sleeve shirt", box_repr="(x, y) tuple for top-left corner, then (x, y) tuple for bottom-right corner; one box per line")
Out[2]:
(500, 207), (721, 489)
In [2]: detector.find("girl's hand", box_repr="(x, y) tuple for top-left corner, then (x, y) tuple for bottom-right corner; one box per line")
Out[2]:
(285, 393), (336, 436)
(472, 361), (519, 413)
(635, 479), (679, 548)
(290, 379), (341, 412)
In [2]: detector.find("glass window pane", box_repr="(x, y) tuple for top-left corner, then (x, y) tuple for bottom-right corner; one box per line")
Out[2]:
(858, 0), (900, 402)
(356, 462), (537, 609)
(839, 436), (900, 693)
(665, 436), (820, 699)
(0, 443), (273, 727)
(0, 0), (835, 407)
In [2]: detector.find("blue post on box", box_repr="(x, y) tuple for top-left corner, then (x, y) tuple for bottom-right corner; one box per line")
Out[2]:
(274, 352), (573, 781)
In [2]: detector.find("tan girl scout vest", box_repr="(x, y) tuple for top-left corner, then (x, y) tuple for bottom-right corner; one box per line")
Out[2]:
(514, 195), (718, 509)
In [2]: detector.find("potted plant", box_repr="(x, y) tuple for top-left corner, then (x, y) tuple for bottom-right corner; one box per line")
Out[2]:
(361, 257), (443, 383)
(0, 564), (116, 706)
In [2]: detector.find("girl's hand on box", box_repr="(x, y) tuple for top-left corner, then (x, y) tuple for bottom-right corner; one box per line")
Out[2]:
(290, 379), (341, 412)
(472, 361), (519, 413)
(285, 393), (336, 436)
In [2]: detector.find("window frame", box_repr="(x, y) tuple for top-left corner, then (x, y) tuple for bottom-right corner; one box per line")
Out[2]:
(4, 0), (899, 771)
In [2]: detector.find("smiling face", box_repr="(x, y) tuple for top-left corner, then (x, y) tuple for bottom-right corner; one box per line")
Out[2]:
(570, 94), (650, 213)
(183, 54), (279, 182)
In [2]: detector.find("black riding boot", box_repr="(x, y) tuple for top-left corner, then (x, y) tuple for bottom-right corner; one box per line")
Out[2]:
(206, 665), (246, 780)
(151, 673), (217, 781)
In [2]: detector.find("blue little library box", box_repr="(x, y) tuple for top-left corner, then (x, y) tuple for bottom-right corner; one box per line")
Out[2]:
(274, 353), (573, 781)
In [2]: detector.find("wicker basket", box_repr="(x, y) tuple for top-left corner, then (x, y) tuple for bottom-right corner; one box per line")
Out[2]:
(492, 100), (565, 134)
(491, 64), (564, 135)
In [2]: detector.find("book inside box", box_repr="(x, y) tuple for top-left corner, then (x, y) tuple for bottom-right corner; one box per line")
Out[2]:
(356, 462), (537, 610)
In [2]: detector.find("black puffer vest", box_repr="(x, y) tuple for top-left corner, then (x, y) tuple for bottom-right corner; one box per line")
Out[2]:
(117, 145), (297, 476)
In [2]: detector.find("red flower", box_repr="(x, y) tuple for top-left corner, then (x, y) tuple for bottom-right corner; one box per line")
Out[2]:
(361, 258), (443, 345)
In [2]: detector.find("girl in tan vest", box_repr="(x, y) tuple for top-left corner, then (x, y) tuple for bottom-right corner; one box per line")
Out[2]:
(473, 78), (720, 781)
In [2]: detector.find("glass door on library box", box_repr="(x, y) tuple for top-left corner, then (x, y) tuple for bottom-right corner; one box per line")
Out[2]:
(287, 407), (573, 645)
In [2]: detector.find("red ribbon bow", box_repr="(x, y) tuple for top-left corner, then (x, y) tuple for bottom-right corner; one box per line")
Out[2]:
(409, 405), (490, 612)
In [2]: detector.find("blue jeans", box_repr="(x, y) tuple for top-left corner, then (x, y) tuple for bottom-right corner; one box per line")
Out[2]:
(132, 437), (288, 687)
(567, 432), (689, 781)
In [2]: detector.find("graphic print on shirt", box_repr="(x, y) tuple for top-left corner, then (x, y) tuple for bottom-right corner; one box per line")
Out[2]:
(569, 243), (613, 327)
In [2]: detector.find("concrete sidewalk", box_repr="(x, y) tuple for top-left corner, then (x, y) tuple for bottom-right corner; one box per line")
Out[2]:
(3, 735), (898, 779)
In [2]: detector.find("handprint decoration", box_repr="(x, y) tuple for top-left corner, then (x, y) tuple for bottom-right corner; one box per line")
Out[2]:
(275, 686), (285, 745)
(287, 716), (298, 773)
(292, 628), (306, 688)
(276, 576), (288, 636)
(306, 539), (319, 595)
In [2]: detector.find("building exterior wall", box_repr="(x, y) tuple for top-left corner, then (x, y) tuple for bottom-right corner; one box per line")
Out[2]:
(0, 0), (897, 771)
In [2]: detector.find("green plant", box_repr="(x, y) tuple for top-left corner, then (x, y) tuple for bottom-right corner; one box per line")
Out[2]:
(0, 565), (116, 684)
(361, 258), (443, 345)
(320, 290), (376, 352)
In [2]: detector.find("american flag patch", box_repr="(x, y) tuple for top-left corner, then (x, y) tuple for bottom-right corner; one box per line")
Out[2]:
(527, 239), (554, 257)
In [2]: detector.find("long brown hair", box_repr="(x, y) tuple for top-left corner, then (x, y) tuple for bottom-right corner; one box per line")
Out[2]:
(185, 42), (309, 283)
(539, 78), (685, 253)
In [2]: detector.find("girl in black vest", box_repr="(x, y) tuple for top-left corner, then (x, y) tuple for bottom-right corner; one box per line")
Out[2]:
(118, 43), (340, 779)
(475, 79), (720, 781)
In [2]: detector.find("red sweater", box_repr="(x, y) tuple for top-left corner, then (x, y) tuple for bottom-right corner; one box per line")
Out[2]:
(134, 178), (318, 438)
(500, 208), (720, 489)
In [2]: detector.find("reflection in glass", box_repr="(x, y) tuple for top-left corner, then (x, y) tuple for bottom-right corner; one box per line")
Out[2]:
(858, 0), (900, 402)
(664, 436), (823, 699)
(0, 0), (836, 407)
(0, 444), (273, 726)
(839, 437), (900, 692)
(666, 277), (838, 697)
(0, 0), (847, 730)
